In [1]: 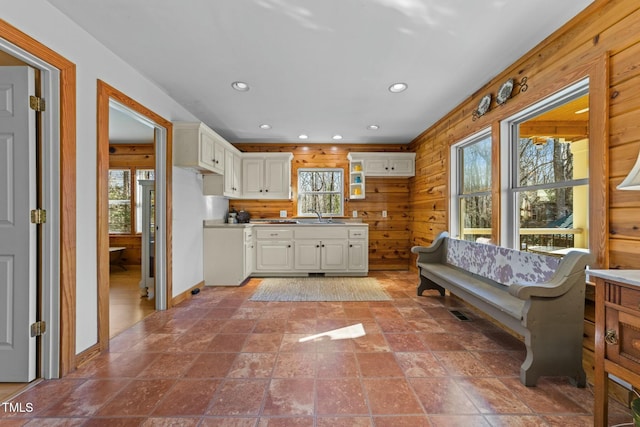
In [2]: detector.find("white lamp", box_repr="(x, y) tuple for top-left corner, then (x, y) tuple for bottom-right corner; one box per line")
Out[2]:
(618, 151), (640, 190)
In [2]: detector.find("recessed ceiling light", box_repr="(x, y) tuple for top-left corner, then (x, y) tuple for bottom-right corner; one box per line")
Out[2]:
(298, 134), (308, 140)
(332, 134), (343, 140)
(259, 124), (271, 130)
(231, 81), (250, 91)
(367, 125), (379, 130)
(388, 82), (408, 93)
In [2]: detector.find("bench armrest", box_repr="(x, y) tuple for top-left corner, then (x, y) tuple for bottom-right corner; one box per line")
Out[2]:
(508, 251), (592, 299)
(411, 231), (448, 265)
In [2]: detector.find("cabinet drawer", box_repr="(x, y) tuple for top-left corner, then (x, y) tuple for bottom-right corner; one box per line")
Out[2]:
(295, 227), (347, 239)
(618, 286), (640, 312)
(349, 228), (367, 239)
(605, 309), (640, 373)
(256, 228), (294, 239)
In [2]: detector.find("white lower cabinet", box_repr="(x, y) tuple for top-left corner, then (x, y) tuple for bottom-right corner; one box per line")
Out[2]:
(253, 225), (368, 275)
(204, 226), (252, 286)
(255, 228), (294, 271)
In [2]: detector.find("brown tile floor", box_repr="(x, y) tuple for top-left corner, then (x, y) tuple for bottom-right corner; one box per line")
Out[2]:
(0, 271), (633, 426)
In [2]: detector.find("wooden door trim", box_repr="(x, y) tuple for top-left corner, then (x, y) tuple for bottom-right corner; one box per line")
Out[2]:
(0, 18), (77, 377)
(96, 80), (173, 351)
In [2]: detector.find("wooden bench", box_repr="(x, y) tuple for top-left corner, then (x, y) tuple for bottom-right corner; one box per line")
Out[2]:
(411, 231), (592, 387)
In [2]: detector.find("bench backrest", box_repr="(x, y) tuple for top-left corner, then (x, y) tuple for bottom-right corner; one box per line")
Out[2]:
(445, 238), (561, 287)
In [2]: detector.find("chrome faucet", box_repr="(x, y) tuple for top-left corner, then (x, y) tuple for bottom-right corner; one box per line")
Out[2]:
(311, 209), (322, 222)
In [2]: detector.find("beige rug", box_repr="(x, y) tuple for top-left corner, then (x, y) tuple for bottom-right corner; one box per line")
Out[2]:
(250, 277), (391, 302)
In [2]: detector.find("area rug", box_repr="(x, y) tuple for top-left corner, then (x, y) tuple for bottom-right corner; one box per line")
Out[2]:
(249, 277), (391, 302)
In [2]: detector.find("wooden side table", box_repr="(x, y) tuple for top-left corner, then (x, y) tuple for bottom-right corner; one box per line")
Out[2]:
(591, 269), (640, 426)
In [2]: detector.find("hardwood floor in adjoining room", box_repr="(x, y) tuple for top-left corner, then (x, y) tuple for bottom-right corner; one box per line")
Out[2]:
(0, 271), (632, 425)
(109, 265), (155, 338)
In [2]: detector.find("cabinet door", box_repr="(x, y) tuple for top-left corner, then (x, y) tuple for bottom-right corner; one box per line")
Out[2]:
(294, 239), (321, 270)
(244, 236), (254, 278)
(388, 158), (414, 176)
(199, 129), (216, 170)
(212, 141), (225, 174)
(321, 240), (348, 270)
(256, 240), (293, 271)
(224, 149), (235, 195)
(363, 158), (388, 175)
(348, 240), (368, 271)
(233, 152), (242, 196)
(264, 158), (289, 198)
(242, 157), (264, 198)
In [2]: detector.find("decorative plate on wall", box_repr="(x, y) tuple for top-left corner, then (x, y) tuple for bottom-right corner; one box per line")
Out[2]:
(496, 79), (514, 105)
(476, 94), (492, 116)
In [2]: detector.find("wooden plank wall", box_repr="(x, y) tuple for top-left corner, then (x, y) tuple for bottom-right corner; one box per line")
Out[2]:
(230, 143), (413, 270)
(108, 143), (155, 265)
(408, 0), (640, 271)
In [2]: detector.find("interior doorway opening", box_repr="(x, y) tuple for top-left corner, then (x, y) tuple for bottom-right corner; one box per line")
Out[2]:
(96, 80), (173, 352)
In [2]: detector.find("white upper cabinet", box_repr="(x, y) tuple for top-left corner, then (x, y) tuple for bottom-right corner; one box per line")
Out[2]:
(242, 153), (293, 199)
(224, 148), (242, 197)
(349, 152), (416, 177)
(174, 121), (226, 174)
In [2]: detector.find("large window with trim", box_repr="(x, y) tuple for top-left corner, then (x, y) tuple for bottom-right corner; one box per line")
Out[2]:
(450, 130), (493, 242)
(297, 168), (344, 217)
(502, 79), (589, 254)
(450, 79), (591, 256)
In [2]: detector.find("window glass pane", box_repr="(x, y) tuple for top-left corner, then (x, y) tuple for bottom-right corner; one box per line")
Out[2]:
(136, 169), (155, 233)
(517, 137), (585, 187)
(518, 185), (588, 252)
(108, 169), (131, 234)
(462, 137), (492, 194)
(459, 194), (492, 242)
(298, 169), (343, 216)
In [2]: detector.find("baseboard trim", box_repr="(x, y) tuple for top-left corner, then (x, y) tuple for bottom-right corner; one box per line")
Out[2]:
(171, 281), (205, 306)
(75, 342), (101, 369)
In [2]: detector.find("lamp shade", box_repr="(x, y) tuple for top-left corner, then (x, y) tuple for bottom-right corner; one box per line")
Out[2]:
(618, 150), (640, 190)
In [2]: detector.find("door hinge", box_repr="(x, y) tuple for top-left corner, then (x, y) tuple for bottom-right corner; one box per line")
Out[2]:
(29, 95), (46, 112)
(30, 209), (47, 224)
(30, 321), (46, 337)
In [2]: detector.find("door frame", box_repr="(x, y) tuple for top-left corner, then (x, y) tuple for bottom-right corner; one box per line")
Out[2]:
(0, 19), (77, 378)
(96, 80), (173, 351)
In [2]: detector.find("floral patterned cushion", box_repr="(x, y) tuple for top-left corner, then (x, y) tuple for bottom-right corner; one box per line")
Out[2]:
(445, 238), (561, 287)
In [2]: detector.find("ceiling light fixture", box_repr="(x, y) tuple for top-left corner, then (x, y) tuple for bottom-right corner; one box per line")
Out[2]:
(298, 134), (308, 140)
(367, 125), (379, 130)
(388, 82), (408, 93)
(575, 107), (589, 114)
(259, 124), (271, 130)
(231, 81), (250, 91)
(332, 134), (343, 140)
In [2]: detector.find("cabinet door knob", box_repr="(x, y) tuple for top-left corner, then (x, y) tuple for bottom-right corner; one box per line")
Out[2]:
(605, 329), (619, 345)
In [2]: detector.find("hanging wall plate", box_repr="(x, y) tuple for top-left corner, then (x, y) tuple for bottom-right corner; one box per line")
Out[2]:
(496, 78), (514, 105)
(476, 94), (492, 116)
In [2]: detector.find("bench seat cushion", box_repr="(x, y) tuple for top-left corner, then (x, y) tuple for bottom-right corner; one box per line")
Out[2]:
(419, 262), (525, 319)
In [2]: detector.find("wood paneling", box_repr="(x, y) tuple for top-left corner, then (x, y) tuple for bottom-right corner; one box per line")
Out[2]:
(231, 144), (413, 270)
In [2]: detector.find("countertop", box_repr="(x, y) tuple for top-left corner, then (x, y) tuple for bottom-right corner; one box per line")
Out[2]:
(588, 269), (640, 287)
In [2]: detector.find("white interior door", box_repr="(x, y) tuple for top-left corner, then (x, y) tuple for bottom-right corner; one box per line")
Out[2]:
(0, 66), (37, 382)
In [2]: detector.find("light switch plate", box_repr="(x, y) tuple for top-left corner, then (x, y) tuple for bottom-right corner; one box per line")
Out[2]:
(352, 210), (358, 218)
(382, 210), (387, 218)
(280, 210), (287, 218)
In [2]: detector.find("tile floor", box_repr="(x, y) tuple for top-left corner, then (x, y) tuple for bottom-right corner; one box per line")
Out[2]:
(0, 271), (633, 426)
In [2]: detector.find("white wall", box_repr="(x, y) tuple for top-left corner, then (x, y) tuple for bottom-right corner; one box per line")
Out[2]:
(1, 0), (228, 354)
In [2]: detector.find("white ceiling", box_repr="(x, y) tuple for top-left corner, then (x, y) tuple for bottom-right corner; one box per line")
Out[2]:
(48, 0), (593, 144)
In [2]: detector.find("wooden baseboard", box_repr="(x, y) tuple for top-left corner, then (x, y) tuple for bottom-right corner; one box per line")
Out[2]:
(74, 342), (101, 369)
(171, 281), (205, 306)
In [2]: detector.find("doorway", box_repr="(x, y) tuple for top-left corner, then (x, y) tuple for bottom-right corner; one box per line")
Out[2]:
(107, 103), (156, 337)
(96, 80), (173, 351)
